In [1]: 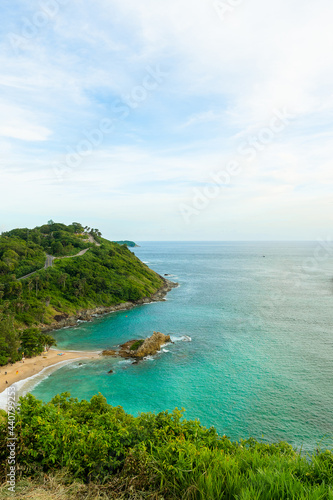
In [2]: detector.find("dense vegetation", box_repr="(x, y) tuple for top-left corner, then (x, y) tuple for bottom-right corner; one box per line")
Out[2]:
(0, 222), (91, 275)
(0, 393), (332, 499)
(0, 222), (163, 366)
(130, 339), (145, 351)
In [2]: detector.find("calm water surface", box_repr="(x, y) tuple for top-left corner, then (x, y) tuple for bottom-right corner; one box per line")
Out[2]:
(29, 242), (333, 452)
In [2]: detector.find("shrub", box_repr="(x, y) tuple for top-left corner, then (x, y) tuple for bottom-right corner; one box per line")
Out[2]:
(0, 392), (332, 499)
(130, 340), (144, 351)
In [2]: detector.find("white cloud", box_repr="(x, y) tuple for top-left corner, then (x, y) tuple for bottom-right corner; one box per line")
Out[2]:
(0, 125), (51, 141)
(0, 100), (52, 141)
(1, 0), (333, 238)
(180, 110), (224, 129)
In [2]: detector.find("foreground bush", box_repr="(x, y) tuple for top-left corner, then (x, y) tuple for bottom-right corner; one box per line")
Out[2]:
(0, 393), (332, 499)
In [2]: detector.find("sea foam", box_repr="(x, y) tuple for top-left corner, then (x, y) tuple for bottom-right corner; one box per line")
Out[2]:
(0, 359), (77, 411)
(170, 335), (192, 342)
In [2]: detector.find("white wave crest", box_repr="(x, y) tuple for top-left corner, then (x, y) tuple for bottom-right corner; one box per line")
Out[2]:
(118, 359), (132, 365)
(0, 359), (77, 411)
(143, 355), (155, 361)
(170, 335), (192, 342)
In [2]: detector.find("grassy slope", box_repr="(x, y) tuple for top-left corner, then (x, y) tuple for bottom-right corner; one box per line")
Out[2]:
(0, 394), (332, 499)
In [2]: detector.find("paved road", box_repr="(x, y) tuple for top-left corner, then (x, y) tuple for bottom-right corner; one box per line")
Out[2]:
(17, 270), (39, 281)
(17, 248), (90, 281)
(57, 248), (90, 259)
(44, 254), (55, 269)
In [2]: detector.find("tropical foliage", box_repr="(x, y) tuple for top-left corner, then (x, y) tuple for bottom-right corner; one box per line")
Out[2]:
(0, 393), (332, 499)
(0, 222), (163, 365)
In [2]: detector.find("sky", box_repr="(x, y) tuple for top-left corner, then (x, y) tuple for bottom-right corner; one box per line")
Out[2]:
(1, 0), (333, 241)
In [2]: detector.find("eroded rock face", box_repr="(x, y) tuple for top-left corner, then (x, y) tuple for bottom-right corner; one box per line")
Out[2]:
(134, 331), (171, 358)
(102, 350), (117, 356)
(42, 279), (178, 334)
(102, 331), (171, 360)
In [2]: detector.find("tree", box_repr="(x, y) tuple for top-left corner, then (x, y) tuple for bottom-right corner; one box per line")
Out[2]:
(20, 328), (56, 357)
(41, 334), (56, 351)
(6, 281), (22, 299)
(35, 275), (40, 297)
(52, 241), (64, 256)
(58, 273), (68, 290)
(71, 222), (84, 234)
(0, 314), (21, 364)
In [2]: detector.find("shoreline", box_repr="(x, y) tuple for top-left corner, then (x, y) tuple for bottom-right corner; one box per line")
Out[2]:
(0, 349), (100, 395)
(0, 278), (178, 410)
(40, 278), (178, 333)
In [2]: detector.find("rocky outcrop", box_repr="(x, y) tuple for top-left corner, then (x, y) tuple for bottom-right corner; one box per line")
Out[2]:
(40, 278), (178, 333)
(102, 331), (171, 360)
(102, 350), (117, 356)
(149, 280), (178, 302)
(53, 313), (69, 322)
(134, 331), (171, 358)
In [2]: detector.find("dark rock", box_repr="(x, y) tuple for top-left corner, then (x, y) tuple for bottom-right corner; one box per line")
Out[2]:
(134, 331), (171, 358)
(118, 340), (140, 358)
(54, 313), (69, 322)
(115, 332), (171, 359)
(102, 350), (117, 356)
(108, 369), (114, 374)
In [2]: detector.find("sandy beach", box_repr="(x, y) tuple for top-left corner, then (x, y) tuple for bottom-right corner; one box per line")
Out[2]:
(0, 349), (100, 393)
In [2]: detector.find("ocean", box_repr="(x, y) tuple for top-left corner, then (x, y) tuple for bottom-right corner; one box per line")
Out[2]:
(23, 242), (332, 452)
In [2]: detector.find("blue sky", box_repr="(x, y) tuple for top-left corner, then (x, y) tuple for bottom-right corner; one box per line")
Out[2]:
(1, 0), (333, 240)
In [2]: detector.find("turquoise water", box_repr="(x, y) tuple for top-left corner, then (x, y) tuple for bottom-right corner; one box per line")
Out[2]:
(31, 242), (333, 452)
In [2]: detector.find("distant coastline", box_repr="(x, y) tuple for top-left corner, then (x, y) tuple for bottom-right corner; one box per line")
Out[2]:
(114, 240), (140, 247)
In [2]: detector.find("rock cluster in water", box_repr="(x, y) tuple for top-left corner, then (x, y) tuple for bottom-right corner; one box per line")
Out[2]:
(102, 331), (171, 359)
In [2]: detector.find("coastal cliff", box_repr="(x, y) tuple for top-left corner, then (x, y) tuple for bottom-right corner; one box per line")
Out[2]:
(0, 221), (177, 365)
(40, 279), (177, 333)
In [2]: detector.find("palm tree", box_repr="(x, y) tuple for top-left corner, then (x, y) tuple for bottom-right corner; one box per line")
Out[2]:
(35, 276), (40, 297)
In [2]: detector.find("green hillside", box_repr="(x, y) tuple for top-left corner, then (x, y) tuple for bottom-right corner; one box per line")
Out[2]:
(0, 222), (163, 365)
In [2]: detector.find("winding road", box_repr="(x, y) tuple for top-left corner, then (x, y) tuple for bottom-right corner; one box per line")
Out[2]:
(17, 248), (91, 281)
(44, 254), (55, 269)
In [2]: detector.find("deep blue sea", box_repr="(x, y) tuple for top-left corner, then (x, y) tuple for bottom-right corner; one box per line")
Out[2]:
(28, 242), (332, 452)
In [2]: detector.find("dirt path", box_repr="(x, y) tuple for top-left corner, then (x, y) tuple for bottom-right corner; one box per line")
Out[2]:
(87, 234), (101, 246)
